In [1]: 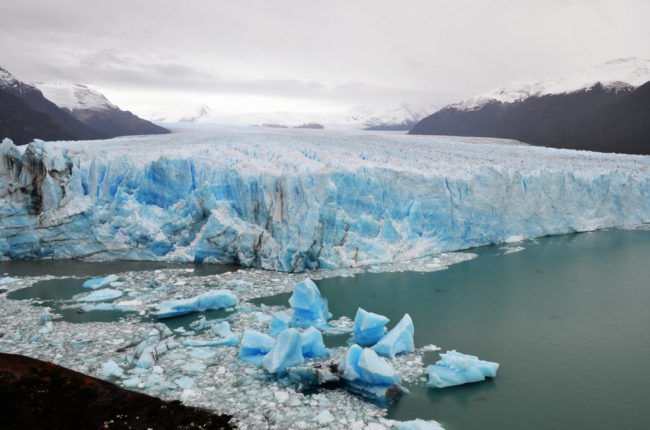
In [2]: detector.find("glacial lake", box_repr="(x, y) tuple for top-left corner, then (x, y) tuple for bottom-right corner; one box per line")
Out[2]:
(2, 227), (650, 430)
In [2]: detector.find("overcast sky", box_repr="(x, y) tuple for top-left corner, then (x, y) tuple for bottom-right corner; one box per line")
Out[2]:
(1, 0), (649, 118)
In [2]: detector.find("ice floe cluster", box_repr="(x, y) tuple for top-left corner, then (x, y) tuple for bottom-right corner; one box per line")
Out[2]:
(0, 257), (501, 429)
(2, 128), (648, 270)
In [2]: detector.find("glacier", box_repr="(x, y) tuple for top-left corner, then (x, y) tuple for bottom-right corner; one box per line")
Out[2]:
(1, 126), (649, 271)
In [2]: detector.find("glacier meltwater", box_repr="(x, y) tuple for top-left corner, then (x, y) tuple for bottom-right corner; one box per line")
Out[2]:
(1, 126), (649, 271)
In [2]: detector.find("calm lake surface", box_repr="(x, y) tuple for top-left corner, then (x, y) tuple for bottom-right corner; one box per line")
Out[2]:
(3, 228), (650, 429)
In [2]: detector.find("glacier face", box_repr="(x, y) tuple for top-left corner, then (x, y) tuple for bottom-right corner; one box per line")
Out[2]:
(1, 125), (649, 272)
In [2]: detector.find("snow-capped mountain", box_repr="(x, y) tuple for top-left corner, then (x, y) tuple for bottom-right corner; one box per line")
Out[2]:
(179, 105), (213, 123)
(346, 103), (436, 131)
(35, 81), (169, 138)
(452, 57), (650, 111)
(410, 58), (650, 155)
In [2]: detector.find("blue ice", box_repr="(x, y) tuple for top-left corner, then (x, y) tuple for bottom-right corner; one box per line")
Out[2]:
(350, 308), (389, 346)
(300, 327), (329, 358)
(101, 360), (124, 378)
(77, 289), (122, 302)
(289, 279), (331, 327)
(81, 303), (134, 312)
(237, 329), (276, 366)
(0, 277), (18, 285)
(83, 274), (118, 289)
(268, 312), (291, 336)
(372, 314), (414, 358)
(211, 321), (240, 346)
(340, 345), (403, 404)
(426, 350), (499, 388)
(156, 289), (237, 318)
(262, 328), (304, 375)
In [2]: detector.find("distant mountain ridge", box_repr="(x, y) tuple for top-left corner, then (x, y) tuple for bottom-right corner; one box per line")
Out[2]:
(410, 58), (650, 155)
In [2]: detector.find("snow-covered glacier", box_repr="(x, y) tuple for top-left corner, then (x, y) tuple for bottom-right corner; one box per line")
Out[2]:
(1, 125), (649, 271)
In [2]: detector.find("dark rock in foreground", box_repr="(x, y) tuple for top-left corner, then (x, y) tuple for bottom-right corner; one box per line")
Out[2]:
(0, 353), (235, 430)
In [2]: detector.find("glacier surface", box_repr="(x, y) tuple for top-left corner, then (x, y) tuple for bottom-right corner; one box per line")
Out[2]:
(1, 126), (649, 271)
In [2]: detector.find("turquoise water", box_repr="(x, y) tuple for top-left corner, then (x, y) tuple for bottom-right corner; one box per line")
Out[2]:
(254, 229), (650, 430)
(3, 229), (650, 429)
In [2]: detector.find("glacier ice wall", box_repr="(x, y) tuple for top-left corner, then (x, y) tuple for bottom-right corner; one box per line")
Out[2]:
(1, 127), (649, 272)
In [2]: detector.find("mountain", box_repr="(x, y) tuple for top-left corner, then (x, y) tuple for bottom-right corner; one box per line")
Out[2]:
(0, 67), (105, 141)
(179, 105), (213, 123)
(0, 88), (74, 145)
(35, 82), (170, 138)
(410, 58), (650, 155)
(347, 103), (436, 131)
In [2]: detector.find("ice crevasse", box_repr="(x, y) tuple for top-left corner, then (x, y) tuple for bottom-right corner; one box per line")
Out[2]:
(1, 133), (649, 271)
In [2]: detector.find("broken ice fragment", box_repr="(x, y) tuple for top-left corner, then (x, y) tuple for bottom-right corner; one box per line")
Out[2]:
(80, 303), (134, 312)
(312, 410), (334, 425)
(350, 308), (389, 346)
(372, 314), (414, 358)
(262, 328), (304, 375)
(38, 322), (53, 334)
(392, 419), (445, 430)
(38, 314), (52, 325)
(0, 277), (18, 285)
(211, 321), (240, 345)
(340, 345), (404, 404)
(83, 274), (119, 289)
(229, 279), (253, 287)
(426, 350), (499, 388)
(101, 360), (124, 378)
(289, 279), (331, 327)
(77, 289), (122, 302)
(237, 329), (276, 367)
(300, 327), (329, 358)
(268, 312), (291, 337)
(156, 289), (237, 318)
(175, 376), (195, 389)
(12, 330), (23, 341)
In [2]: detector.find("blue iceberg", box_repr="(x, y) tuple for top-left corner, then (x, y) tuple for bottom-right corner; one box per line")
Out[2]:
(237, 329), (276, 366)
(289, 279), (331, 327)
(287, 364), (341, 389)
(262, 328), (304, 375)
(77, 289), (122, 302)
(372, 314), (414, 358)
(268, 311), (292, 336)
(300, 327), (329, 358)
(426, 350), (499, 388)
(83, 274), (118, 289)
(156, 289), (237, 318)
(340, 345), (404, 405)
(211, 321), (240, 346)
(350, 308), (389, 346)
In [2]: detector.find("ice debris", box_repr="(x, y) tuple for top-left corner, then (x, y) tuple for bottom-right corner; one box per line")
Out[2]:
(237, 329), (276, 366)
(391, 419), (445, 430)
(76, 289), (122, 302)
(156, 289), (237, 318)
(127, 323), (179, 369)
(268, 311), (291, 336)
(83, 274), (119, 289)
(426, 350), (499, 388)
(80, 303), (134, 312)
(350, 308), (389, 346)
(372, 314), (414, 358)
(0, 277), (19, 285)
(38, 314), (52, 325)
(289, 279), (331, 327)
(262, 328), (304, 375)
(340, 345), (405, 404)
(101, 360), (124, 378)
(185, 321), (239, 347)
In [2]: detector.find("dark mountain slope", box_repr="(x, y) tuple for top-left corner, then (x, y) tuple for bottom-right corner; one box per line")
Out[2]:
(0, 88), (74, 145)
(72, 107), (171, 138)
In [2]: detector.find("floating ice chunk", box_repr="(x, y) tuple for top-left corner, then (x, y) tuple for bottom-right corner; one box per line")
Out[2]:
(83, 275), (119, 289)
(342, 345), (401, 386)
(77, 289), (122, 302)
(262, 328), (304, 375)
(300, 327), (329, 358)
(505, 235), (524, 243)
(421, 344), (441, 352)
(137, 338), (179, 369)
(38, 314), (52, 325)
(229, 279), (253, 286)
(268, 312), (292, 336)
(101, 360), (124, 378)
(123, 377), (141, 388)
(392, 418), (445, 430)
(175, 376), (195, 389)
(237, 329), (276, 366)
(0, 277), (18, 285)
(313, 410), (334, 425)
(190, 348), (217, 360)
(38, 322), (53, 334)
(212, 321), (240, 345)
(372, 314), (414, 358)
(181, 362), (207, 373)
(12, 330), (22, 341)
(156, 289), (237, 318)
(254, 313), (272, 323)
(289, 279), (331, 327)
(81, 303), (134, 312)
(426, 350), (499, 388)
(350, 308), (389, 346)
(288, 364), (340, 389)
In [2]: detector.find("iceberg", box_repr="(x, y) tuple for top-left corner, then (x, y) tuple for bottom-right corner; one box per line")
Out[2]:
(237, 329), (276, 366)
(83, 274), (118, 289)
(289, 279), (331, 327)
(76, 288), (122, 302)
(0, 277), (18, 285)
(350, 308), (389, 346)
(101, 360), (124, 378)
(1, 132), (649, 272)
(288, 363), (341, 389)
(391, 419), (444, 430)
(156, 289), (237, 318)
(268, 312), (292, 336)
(426, 350), (499, 388)
(300, 326), (329, 358)
(262, 328), (304, 375)
(340, 345), (404, 405)
(128, 323), (178, 369)
(371, 314), (414, 358)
